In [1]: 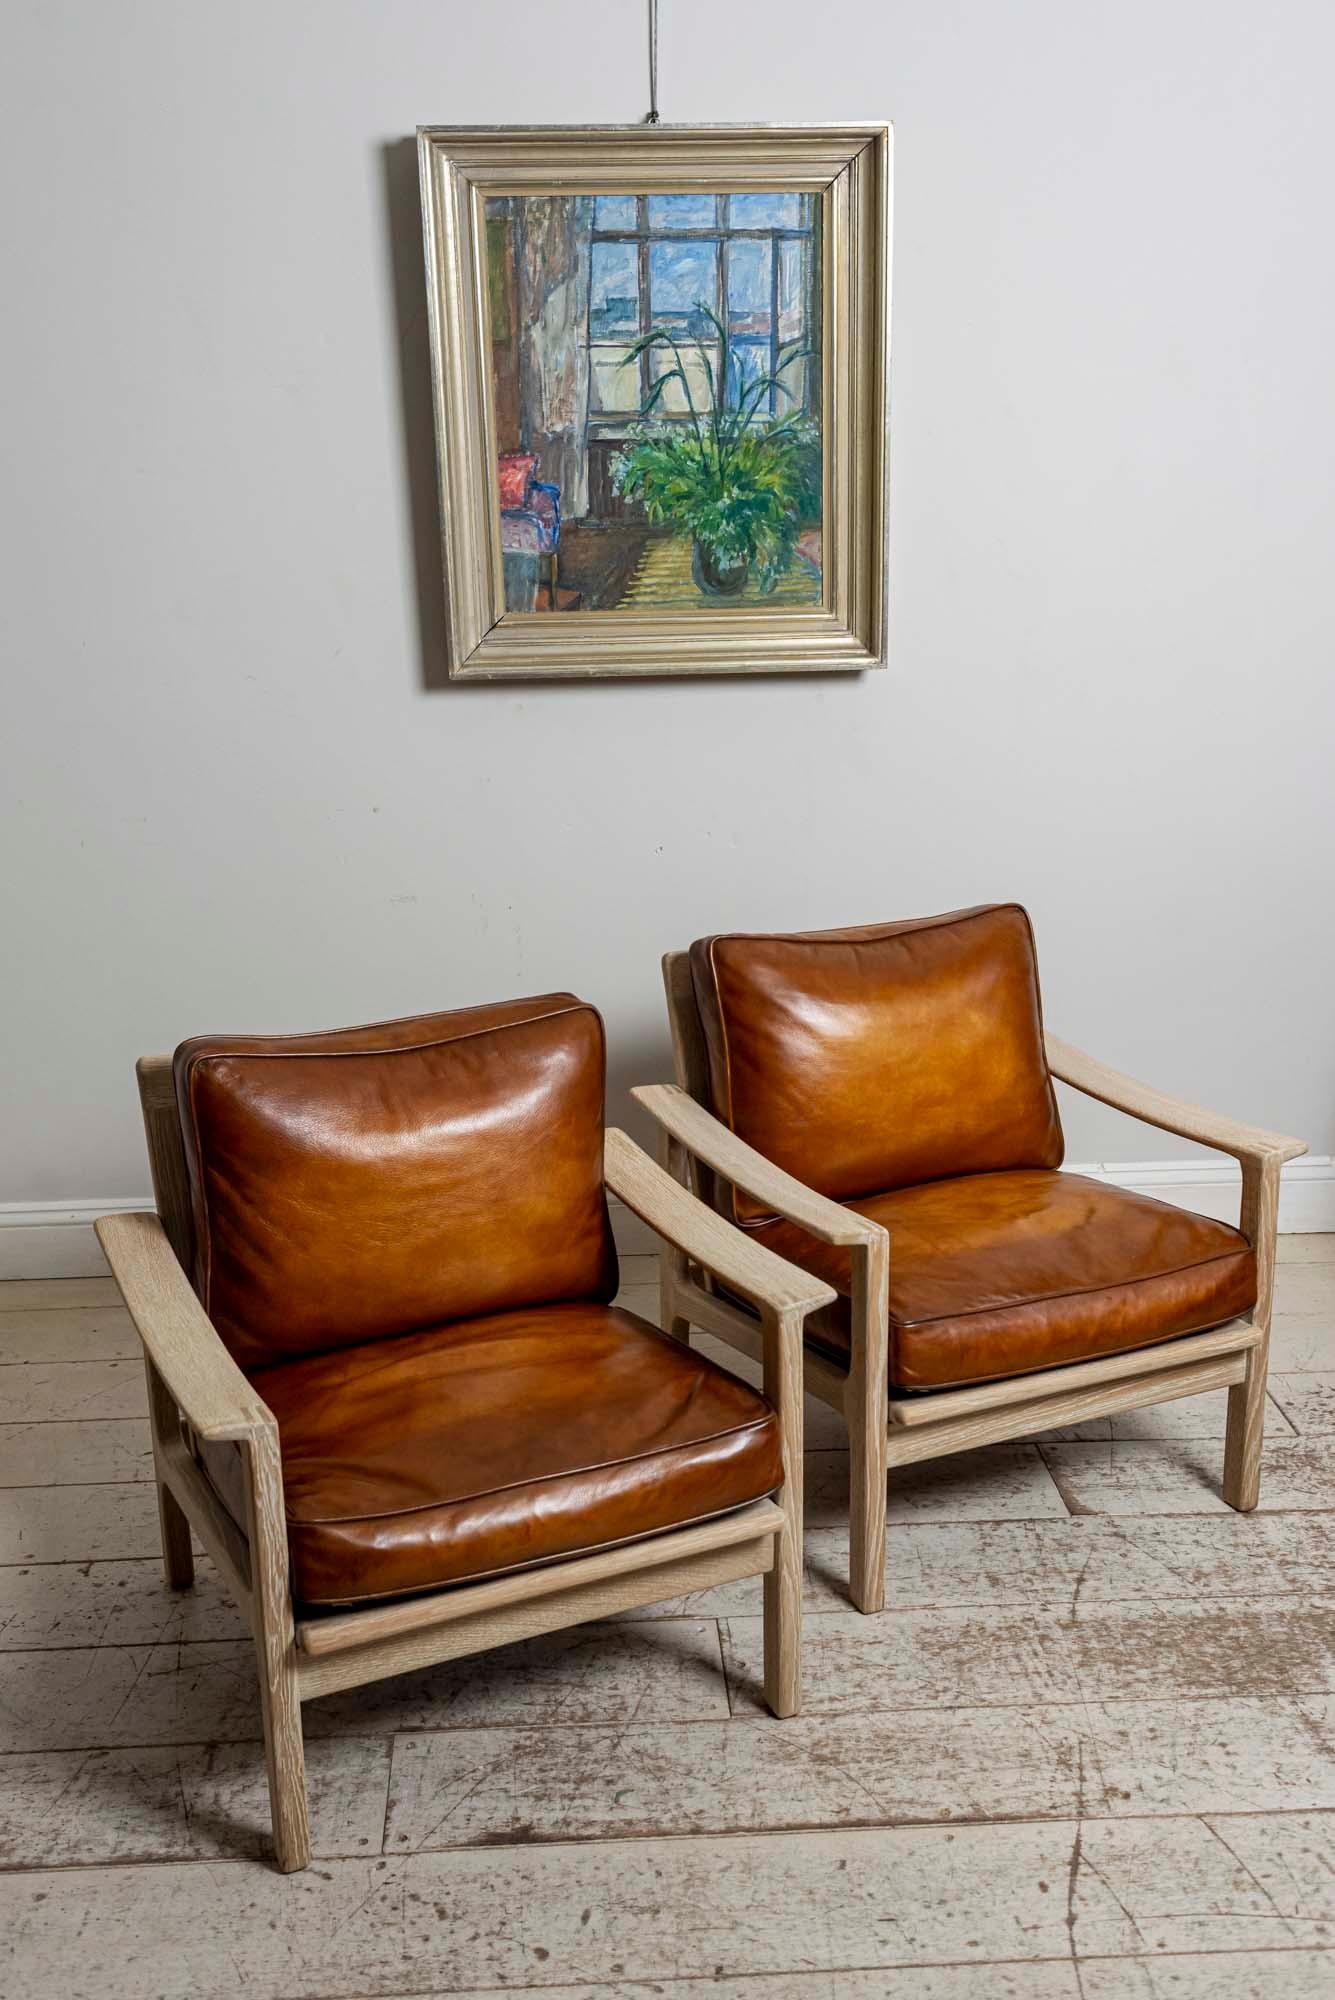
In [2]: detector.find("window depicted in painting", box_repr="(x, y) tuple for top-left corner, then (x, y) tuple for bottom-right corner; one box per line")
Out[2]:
(484, 192), (822, 612)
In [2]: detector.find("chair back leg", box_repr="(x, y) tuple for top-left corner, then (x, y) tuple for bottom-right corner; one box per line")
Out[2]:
(144, 1357), (195, 1590)
(846, 1236), (890, 1615)
(1224, 1156), (1280, 1511)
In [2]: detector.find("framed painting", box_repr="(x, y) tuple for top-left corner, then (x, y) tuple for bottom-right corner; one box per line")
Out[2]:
(417, 124), (891, 679)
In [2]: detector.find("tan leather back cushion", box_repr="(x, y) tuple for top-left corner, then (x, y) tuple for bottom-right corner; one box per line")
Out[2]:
(690, 905), (1063, 1220)
(174, 996), (617, 1370)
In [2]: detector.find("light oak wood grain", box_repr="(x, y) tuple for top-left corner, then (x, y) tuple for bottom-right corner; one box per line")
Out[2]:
(632, 1081), (883, 1248)
(297, 1539), (774, 1701)
(94, 1213), (269, 1446)
(1044, 1037), (1307, 1167)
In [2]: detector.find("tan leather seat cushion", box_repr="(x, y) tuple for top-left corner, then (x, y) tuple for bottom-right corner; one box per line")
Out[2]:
(751, 1170), (1257, 1389)
(689, 905), (1063, 1223)
(244, 1302), (782, 1607)
(173, 997), (617, 1370)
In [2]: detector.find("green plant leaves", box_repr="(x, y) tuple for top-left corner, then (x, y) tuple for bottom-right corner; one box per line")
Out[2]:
(611, 299), (821, 583)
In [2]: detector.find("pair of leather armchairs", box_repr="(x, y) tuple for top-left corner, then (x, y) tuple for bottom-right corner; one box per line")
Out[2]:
(99, 902), (1302, 1870)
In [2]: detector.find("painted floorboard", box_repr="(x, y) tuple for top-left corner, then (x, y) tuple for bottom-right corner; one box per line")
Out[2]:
(371, 1963), (1334, 2000)
(0, 1735), (390, 1865)
(380, 1693), (1335, 1851)
(0, 1418), (153, 1487)
(2, 1814), (1332, 1997)
(0, 1279), (122, 1311)
(2, 1265), (1334, 1997)
(0, 1556), (246, 1650)
(722, 1597), (1335, 1715)
(803, 1509), (1335, 1610)
(1269, 1372), (1335, 1436)
(0, 1309), (139, 1364)
(0, 1359), (147, 1424)
(808, 1443), (1069, 1525)
(0, 1481), (164, 1563)
(0, 1620), (730, 1753)
(1039, 1437), (1335, 1516)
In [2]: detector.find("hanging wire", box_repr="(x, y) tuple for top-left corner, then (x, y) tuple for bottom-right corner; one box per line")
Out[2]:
(645, 0), (660, 124)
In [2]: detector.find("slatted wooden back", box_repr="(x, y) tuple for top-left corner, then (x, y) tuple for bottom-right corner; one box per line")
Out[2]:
(661, 951), (725, 1215)
(135, 1056), (194, 1277)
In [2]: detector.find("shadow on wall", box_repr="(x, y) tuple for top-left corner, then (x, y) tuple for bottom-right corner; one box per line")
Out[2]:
(380, 137), (452, 691)
(606, 1023), (679, 1153)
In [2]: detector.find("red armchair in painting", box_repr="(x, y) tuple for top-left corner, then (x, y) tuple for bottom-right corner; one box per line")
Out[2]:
(499, 453), (574, 612)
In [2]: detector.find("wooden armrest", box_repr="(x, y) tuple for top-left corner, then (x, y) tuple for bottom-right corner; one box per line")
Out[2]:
(604, 1127), (837, 1320)
(94, 1211), (274, 1443)
(1045, 1034), (1306, 1167)
(630, 1084), (882, 1249)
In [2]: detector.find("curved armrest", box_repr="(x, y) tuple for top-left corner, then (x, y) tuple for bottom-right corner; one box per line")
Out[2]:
(631, 1084), (883, 1249)
(604, 1127), (837, 1320)
(94, 1211), (274, 1443)
(1045, 1034), (1306, 1167)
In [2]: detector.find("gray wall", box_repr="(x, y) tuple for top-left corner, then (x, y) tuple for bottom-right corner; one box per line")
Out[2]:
(4, 0), (1333, 1201)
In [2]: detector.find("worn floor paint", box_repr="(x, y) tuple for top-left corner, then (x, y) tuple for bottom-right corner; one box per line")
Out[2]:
(2, 1257), (1334, 1998)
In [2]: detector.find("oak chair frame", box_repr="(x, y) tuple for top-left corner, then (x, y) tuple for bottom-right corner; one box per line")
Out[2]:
(95, 1056), (835, 1872)
(640, 952), (1307, 1616)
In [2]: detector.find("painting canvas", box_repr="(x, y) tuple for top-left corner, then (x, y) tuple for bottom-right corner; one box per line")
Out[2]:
(418, 124), (889, 677)
(484, 191), (823, 614)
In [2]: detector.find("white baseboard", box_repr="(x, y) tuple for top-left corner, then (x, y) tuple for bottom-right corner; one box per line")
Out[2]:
(2, 1162), (1331, 1281)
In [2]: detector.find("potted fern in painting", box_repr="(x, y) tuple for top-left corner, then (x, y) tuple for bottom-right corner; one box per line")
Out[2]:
(612, 303), (820, 598)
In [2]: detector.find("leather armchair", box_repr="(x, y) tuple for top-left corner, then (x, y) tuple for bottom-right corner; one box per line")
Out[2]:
(97, 995), (831, 1871)
(637, 906), (1306, 1615)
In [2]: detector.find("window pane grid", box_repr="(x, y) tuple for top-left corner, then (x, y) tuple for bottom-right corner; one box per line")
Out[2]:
(588, 193), (814, 418)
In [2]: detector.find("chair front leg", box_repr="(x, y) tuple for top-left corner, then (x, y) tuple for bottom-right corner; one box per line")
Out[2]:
(242, 1426), (311, 1872)
(762, 1303), (804, 1718)
(1224, 1155), (1281, 1512)
(846, 1234), (890, 1615)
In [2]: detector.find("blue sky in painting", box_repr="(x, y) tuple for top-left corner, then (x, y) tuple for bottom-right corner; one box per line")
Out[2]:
(729, 192), (802, 229)
(650, 239), (717, 331)
(590, 240), (639, 336)
(593, 195), (637, 229)
(647, 193), (718, 228)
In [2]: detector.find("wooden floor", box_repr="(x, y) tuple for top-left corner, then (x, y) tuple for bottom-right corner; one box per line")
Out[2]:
(3, 1242), (1335, 1997)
